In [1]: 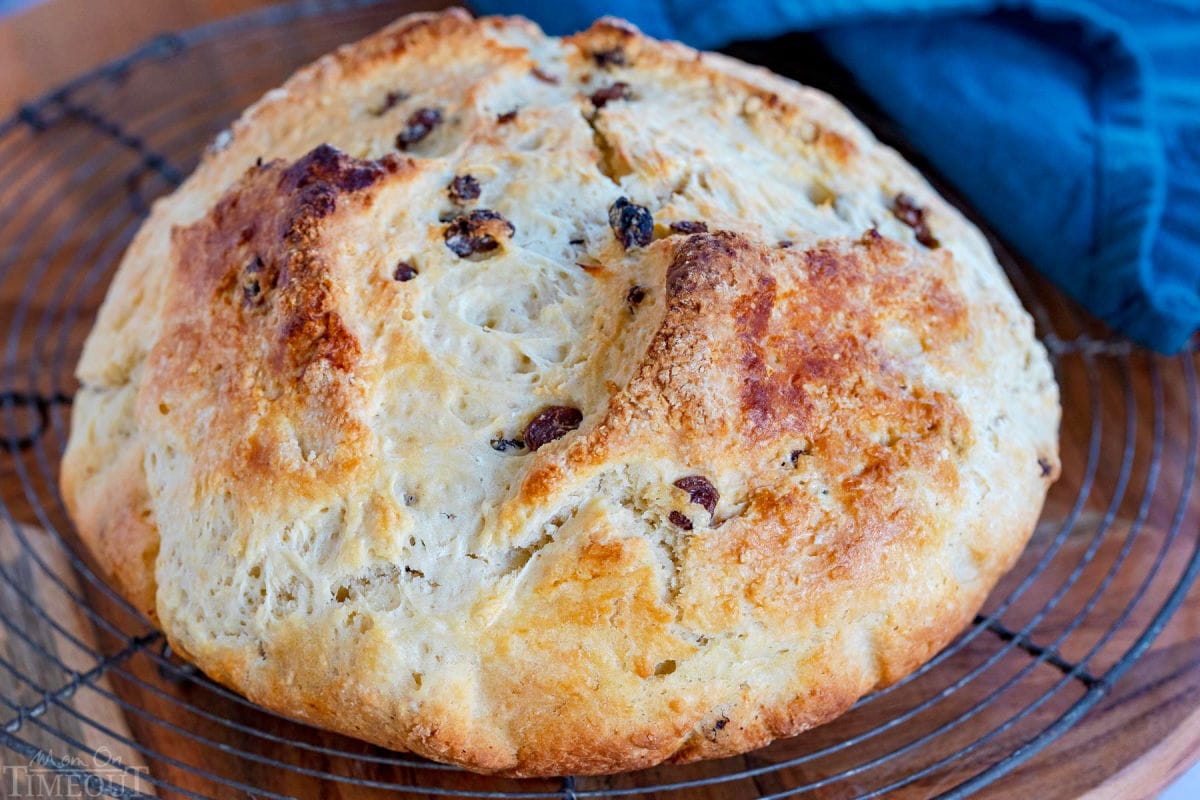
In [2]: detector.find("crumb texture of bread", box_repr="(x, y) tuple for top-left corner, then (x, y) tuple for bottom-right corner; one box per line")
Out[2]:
(61, 8), (1060, 776)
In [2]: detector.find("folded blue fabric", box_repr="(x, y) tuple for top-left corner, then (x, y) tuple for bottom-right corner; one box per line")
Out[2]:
(472, 0), (1200, 352)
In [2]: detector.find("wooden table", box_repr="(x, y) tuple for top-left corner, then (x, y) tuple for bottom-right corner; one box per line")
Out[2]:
(0, 0), (272, 117)
(1, 1), (1198, 798)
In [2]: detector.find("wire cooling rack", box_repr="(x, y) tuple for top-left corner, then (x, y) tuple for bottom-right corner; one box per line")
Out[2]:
(0, 1), (1198, 797)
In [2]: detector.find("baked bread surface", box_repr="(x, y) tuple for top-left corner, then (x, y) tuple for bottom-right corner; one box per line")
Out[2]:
(61, 9), (1060, 776)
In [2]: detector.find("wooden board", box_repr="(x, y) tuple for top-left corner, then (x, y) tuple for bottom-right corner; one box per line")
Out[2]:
(1, 1), (1198, 797)
(0, 0), (269, 117)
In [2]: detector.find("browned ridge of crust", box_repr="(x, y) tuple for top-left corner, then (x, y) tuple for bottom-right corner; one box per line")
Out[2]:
(60, 9), (1060, 777)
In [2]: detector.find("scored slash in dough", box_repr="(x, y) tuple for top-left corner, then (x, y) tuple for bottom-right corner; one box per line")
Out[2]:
(61, 9), (1060, 776)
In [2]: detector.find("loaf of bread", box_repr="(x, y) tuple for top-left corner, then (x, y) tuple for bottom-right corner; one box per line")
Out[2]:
(61, 9), (1060, 776)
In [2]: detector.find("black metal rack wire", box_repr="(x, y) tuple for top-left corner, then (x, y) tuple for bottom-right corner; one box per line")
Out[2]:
(0, 1), (1197, 797)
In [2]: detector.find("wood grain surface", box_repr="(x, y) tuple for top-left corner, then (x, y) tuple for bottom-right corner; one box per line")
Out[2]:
(0, 1), (1198, 798)
(0, 0), (269, 117)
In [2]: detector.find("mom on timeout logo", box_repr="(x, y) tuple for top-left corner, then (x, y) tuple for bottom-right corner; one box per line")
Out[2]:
(2, 746), (150, 796)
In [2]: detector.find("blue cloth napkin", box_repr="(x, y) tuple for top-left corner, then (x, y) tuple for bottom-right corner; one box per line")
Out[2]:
(473, 0), (1200, 352)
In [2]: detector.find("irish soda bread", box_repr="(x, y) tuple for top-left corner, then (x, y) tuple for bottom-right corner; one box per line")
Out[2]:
(62, 9), (1060, 775)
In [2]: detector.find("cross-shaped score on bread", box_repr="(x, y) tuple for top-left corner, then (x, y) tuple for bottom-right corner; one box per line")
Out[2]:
(60, 8), (1059, 777)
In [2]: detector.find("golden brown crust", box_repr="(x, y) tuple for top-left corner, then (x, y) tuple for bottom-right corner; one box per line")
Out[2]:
(60, 380), (159, 621)
(60, 436), (159, 621)
(61, 10), (1060, 776)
